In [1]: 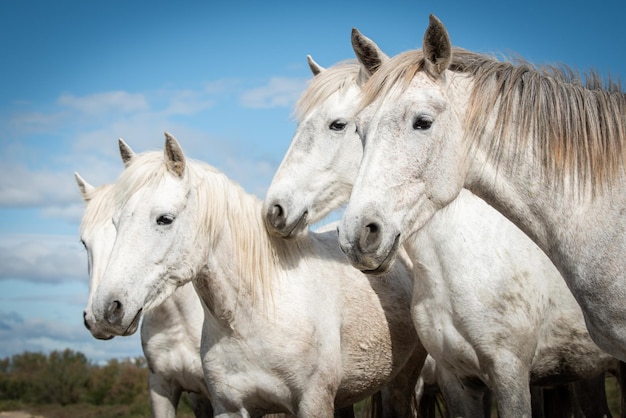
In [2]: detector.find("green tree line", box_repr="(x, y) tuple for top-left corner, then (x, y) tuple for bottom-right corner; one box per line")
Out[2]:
(0, 349), (622, 417)
(0, 349), (194, 418)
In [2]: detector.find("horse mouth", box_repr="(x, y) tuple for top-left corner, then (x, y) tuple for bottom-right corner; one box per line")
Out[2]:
(282, 211), (309, 239)
(122, 309), (143, 336)
(361, 234), (401, 275)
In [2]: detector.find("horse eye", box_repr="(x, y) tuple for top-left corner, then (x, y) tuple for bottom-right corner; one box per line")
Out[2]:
(156, 214), (175, 226)
(80, 240), (87, 250)
(413, 115), (433, 130)
(329, 120), (347, 131)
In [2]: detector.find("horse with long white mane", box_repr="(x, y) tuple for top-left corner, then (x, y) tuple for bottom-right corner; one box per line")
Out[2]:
(337, 14), (626, 362)
(77, 163), (368, 418)
(84, 133), (426, 417)
(263, 36), (619, 417)
(77, 145), (214, 417)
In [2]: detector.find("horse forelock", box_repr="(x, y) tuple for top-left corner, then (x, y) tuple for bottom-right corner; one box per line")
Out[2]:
(80, 183), (116, 237)
(360, 47), (626, 192)
(294, 60), (363, 121)
(358, 49), (428, 115)
(112, 151), (173, 211)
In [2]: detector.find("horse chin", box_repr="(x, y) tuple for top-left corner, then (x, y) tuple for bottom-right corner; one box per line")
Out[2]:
(91, 330), (115, 341)
(121, 308), (143, 336)
(84, 314), (115, 340)
(277, 211), (310, 240)
(360, 234), (401, 276)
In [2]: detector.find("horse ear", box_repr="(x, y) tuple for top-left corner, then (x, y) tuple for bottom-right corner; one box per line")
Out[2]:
(351, 28), (389, 77)
(74, 172), (95, 202)
(307, 55), (325, 76)
(163, 132), (186, 177)
(422, 14), (452, 78)
(118, 138), (136, 167)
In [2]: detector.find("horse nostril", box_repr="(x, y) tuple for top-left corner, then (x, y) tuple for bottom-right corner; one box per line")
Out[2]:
(104, 300), (124, 325)
(83, 311), (91, 330)
(366, 222), (379, 234)
(360, 221), (383, 253)
(268, 204), (286, 228)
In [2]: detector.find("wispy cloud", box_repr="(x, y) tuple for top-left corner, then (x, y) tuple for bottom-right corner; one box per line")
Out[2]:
(240, 77), (308, 109)
(160, 89), (216, 116)
(58, 91), (150, 115)
(0, 310), (142, 362)
(0, 164), (87, 207)
(0, 234), (86, 283)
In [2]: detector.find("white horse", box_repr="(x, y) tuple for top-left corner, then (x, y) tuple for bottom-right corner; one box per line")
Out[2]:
(337, 14), (626, 363)
(263, 34), (618, 417)
(85, 133), (427, 417)
(77, 147), (213, 418)
(77, 142), (390, 418)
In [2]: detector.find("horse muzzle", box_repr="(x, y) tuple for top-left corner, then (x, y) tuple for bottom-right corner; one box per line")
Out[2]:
(264, 198), (309, 239)
(337, 218), (402, 275)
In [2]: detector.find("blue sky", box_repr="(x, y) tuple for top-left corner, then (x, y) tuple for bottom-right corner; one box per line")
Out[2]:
(1, 0), (624, 363)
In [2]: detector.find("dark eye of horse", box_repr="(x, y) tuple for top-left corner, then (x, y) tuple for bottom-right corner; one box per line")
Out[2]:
(80, 239), (87, 250)
(156, 214), (175, 226)
(413, 115), (433, 130)
(329, 120), (347, 131)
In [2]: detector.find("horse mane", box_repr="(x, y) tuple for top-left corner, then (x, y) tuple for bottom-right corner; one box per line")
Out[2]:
(294, 59), (363, 121)
(112, 150), (312, 303)
(80, 183), (116, 237)
(359, 47), (626, 191)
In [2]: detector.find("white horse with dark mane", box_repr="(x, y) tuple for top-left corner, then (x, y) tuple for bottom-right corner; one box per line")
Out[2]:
(81, 133), (427, 417)
(338, 14), (626, 364)
(263, 34), (619, 417)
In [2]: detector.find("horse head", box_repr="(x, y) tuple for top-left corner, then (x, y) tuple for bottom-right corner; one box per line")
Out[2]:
(338, 15), (467, 273)
(263, 29), (388, 239)
(87, 133), (203, 337)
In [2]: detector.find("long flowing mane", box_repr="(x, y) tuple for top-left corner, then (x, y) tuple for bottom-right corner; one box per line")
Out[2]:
(112, 151), (312, 301)
(294, 59), (363, 120)
(359, 47), (626, 191)
(80, 183), (115, 237)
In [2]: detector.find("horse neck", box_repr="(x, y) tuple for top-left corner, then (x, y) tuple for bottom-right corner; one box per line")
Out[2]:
(464, 123), (626, 283)
(459, 64), (626, 260)
(404, 190), (489, 300)
(193, 167), (305, 325)
(154, 282), (202, 320)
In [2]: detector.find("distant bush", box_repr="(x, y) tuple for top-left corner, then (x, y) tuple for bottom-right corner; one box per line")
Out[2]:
(0, 349), (199, 417)
(0, 348), (621, 417)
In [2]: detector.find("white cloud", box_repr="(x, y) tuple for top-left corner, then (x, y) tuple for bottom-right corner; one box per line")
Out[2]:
(0, 310), (143, 362)
(6, 110), (70, 135)
(160, 89), (216, 116)
(0, 164), (87, 207)
(221, 155), (277, 199)
(240, 77), (308, 109)
(203, 78), (240, 94)
(58, 91), (150, 115)
(41, 203), (86, 224)
(0, 234), (87, 283)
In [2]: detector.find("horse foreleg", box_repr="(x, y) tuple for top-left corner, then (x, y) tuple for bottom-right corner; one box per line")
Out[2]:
(296, 375), (337, 418)
(570, 373), (612, 418)
(149, 372), (182, 418)
(489, 356), (532, 418)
